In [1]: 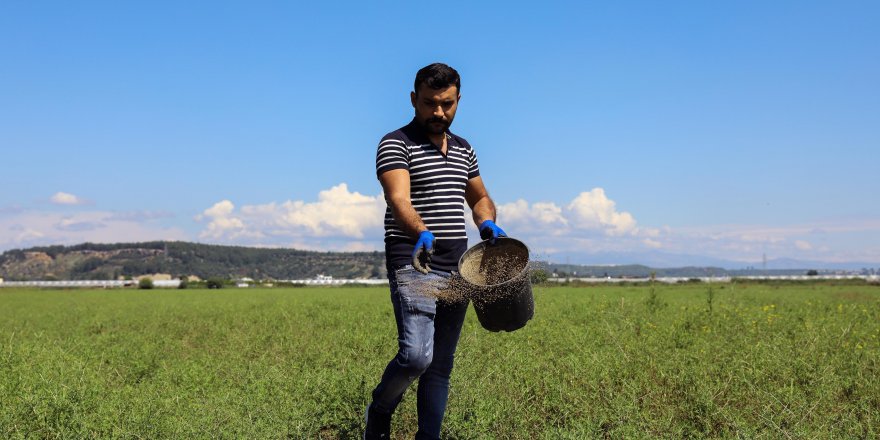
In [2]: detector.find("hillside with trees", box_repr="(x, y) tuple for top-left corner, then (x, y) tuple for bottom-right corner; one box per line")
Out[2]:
(0, 241), (834, 282)
(0, 242), (386, 281)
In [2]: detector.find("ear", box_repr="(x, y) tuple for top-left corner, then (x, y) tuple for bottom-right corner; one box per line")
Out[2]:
(410, 91), (417, 108)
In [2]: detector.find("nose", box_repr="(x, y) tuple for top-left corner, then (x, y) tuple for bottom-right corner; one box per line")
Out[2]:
(433, 106), (444, 117)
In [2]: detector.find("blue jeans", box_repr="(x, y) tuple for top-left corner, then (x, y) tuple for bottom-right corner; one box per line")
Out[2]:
(369, 265), (469, 440)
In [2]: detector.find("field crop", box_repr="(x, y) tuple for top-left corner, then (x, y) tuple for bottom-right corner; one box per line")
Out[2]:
(1, 282), (878, 439)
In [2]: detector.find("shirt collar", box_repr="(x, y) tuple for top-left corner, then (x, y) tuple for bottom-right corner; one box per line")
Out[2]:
(405, 118), (455, 148)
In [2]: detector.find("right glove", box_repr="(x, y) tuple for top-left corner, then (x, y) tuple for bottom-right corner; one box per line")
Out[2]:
(479, 220), (507, 245)
(412, 230), (435, 274)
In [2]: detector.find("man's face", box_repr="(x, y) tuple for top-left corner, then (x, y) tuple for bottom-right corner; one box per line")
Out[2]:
(411, 84), (460, 135)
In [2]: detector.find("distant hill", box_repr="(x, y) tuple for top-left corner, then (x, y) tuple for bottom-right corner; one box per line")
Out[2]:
(541, 250), (880, 272)
(0, 241), (386, 281)
(540, 262), (845, 278)
(1, 241), (870, 282)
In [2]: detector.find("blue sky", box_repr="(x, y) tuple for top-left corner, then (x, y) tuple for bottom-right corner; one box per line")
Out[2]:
(1, 1), (878, 266)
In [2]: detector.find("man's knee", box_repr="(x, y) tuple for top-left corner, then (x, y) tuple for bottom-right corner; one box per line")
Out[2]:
(398, 344), (434, 376)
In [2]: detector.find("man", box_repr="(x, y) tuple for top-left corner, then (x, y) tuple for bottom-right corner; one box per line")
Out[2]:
(365, 63), (507, 440)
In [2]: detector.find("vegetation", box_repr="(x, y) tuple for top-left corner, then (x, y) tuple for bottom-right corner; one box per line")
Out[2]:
(6, 241), (867, 283)
(137, 278), (153, 290)
(529, 268), (548, 284)
(1, 283), (877, 438)
(0, 241), (386, 281)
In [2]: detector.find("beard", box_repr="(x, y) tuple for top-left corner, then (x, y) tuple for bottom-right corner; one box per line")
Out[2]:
(419, 116), (450, 135)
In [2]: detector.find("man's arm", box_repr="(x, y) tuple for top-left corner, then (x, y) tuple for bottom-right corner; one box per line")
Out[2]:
(379, 168), (425, 236)
(465, 175), (496, 226)
(380, 168), (437, 273)
(467, 175), (507, 244)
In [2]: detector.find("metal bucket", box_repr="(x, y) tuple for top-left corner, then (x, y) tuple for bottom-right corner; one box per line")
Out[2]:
(457, 237), (534, 332)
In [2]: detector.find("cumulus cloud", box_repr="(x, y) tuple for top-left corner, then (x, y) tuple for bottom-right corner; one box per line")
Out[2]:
(478, 191), (879, 264)
(196, 183), (386, 248)
(50, 192), (86, 205)
(194, 185), (701, 258)
(495, 188), (641, 239)
(5, 183), (877, 265)
(487, 188), (665, 258)
(567, 188), (638, 236)
(155, 184), (880, 264)
(198, 200), (249, 240)
(497, 200), (567, 233)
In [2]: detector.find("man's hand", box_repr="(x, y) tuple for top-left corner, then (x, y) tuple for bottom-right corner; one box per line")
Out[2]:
(479, 220), (506, 245)
(412, 230), (435, 274)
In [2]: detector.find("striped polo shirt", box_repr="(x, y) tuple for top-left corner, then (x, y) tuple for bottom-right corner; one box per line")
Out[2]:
(376, 119), (480, 271)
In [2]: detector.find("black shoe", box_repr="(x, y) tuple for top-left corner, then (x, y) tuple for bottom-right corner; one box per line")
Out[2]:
(363, 403), (391, 440)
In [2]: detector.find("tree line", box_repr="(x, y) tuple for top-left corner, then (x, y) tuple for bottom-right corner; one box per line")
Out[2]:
(0, 241), (386, 281)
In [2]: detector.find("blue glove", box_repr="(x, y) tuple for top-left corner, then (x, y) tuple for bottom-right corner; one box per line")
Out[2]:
(412, 230), (435, 274)
(479, 220), (507, 245)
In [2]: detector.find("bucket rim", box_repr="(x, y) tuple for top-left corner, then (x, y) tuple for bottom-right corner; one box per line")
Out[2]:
(457, 237), (531, 288)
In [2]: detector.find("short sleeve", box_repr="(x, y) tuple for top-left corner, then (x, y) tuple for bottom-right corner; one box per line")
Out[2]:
(467, 145), (480, 179)
(376, 138), (409, 177)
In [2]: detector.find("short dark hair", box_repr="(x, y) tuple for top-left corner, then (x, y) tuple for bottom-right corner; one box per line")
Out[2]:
(414, 63), (460, 95)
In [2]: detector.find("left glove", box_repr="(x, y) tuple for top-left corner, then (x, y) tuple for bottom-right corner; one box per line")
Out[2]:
(479, 220), (507, 245)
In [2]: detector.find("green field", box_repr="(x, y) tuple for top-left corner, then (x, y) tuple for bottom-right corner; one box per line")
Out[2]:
(1, 283), (878, 439)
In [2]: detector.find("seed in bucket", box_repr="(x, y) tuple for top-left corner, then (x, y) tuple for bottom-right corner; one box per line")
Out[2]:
(457, 237), (535, 332)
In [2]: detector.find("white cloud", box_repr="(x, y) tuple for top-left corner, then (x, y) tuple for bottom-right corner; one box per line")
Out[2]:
(196, 183), (386, 248)
(199, 200), (249, 240)
(479, 191), (880, 264)
(497, 199), (567, 233)
(496, 188), (637, 238)
(8, 184), (871, 266)
(205, 200), (235, 218)
(567, 188), (637, 236)
(50, 192), (86, 205)
(268, 183), (385, 238)
(488, 189), (670, 257)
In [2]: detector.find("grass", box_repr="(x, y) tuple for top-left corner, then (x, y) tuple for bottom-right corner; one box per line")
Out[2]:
(1, 282), (878, 439)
